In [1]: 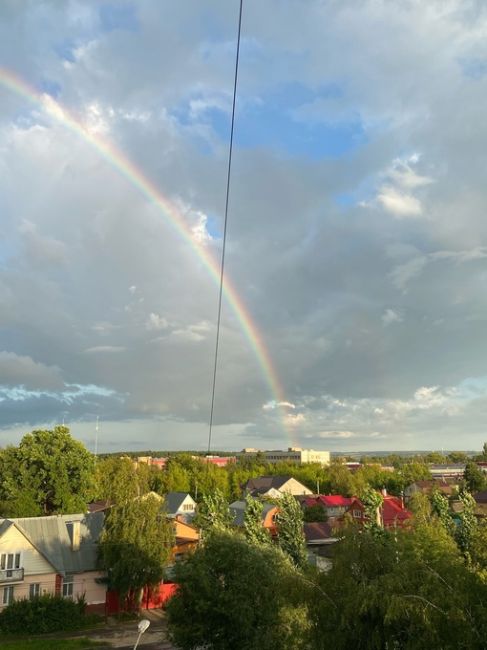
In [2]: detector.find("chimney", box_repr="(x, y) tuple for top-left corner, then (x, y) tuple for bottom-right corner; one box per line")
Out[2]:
(67, 521), (81, 551)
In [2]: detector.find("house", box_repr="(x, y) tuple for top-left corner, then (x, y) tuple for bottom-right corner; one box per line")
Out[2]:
(304, 495), (366, 524)
(0, 513), (106, 613)
(229, 500), (279, 535)
(172, 519), (200, 561)
(304, 522), (339, 572)
(164, 492), (197, 522)
(381, 496), (412, 528)
(404, 479), (458, 502)
(243, 476), (313, 498)
(473, 490), (487, 518)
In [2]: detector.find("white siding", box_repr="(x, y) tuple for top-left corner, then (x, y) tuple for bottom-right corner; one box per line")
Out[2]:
(0, 525), (54, 575)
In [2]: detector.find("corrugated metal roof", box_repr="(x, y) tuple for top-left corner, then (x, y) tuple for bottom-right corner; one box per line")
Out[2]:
(0, 512), (104, 575)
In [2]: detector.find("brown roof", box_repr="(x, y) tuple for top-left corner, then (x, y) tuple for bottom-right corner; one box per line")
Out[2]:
(303, 522), (334, 543)
(474, 490), (487, 504)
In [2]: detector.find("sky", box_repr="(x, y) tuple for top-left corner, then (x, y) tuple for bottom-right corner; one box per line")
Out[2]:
(1, 0), (487, 453)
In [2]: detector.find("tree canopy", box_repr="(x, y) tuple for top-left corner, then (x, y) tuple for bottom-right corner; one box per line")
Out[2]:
(0, 426), (95, 516)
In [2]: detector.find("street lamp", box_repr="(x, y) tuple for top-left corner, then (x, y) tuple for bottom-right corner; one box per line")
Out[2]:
(133, 618), (150, 649)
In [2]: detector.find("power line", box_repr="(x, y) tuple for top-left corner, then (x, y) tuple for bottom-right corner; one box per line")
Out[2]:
(207, 0), (244, 455)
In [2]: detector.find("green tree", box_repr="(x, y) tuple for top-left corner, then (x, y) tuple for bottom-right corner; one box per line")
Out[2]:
(463, 461), (486, 493)
(276, 492), (307, 569)
(193, 488), (232, 533)
(0, 426), (95, 516)
(166, 531), (311, 650)
(431, 491), (454, 534)
(95, 456), (144, 505)
(303, 503), (327, 522)
(98, 493), (174, 605)
(361, 487), (384, 530)
(455, 489), (478, 558)
(243, 495), (272, 546)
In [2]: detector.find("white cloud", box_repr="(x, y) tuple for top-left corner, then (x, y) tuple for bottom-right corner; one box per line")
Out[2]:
(145, 313), (169, 331)
(262, 400), (296, 411)
(84, 346), (126, 354)
(381, 308), (403, 326)
(377, 186), (423, 218)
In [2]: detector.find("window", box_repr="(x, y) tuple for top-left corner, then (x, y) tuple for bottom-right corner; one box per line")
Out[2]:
(62, 576), (74, 598)
(29, 583), (40, 599)
(0, 553), (21, 577)
(353, 509), (362, 518)
(3, 585), (14, 606)
(183, 503), (194, 511)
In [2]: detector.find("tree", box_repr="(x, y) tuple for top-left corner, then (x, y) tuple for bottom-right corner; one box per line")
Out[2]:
(311, 524), (487, 649)
(275, 492), (307, 569)
(455, 489), (478, 558)
(243, 495), (272, 546)
(95, 456), (145, 505)
(166, 531), (311, 650)
(361, 487), (384, 530)
(98, 493), (174, 605)
(192, 488), (233, 533)
(303, 503), (327, 522)
(0, 427), (95, 516)
(463, 461), (486, 494)
(431, 491), (454, 534)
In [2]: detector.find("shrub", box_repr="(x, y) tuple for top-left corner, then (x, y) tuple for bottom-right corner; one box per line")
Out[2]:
(0, 594), (96, 635)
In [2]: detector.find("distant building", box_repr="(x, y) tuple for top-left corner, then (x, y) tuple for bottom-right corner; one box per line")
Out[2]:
(134, 456), (167, 470)
(239, 447), (330, 466)
(199, 455), (237, 467)
(429, 464), (465, 479)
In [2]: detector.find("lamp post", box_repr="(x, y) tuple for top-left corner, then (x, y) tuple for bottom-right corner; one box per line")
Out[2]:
(133, 618), (150, 649)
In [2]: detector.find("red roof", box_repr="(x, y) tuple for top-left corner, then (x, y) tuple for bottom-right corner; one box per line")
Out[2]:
(318, 495), (353, 508)
(382, 496), (412, 527)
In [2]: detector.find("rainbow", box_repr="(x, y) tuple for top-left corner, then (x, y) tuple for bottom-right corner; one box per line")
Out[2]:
(0, 66), (298, 443)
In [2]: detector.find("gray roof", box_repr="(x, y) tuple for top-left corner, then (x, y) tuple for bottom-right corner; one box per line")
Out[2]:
(0, 512), (104, 576)
(244, 476), (293, 492)
(165, 492), (195, 515)
(229, 500), (276, 527)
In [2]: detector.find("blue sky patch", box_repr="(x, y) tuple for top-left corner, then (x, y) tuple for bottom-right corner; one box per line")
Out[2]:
(99, 2), (138, 33)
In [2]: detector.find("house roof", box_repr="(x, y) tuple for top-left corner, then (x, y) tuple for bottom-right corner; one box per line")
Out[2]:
(318, 495), (353, 508)
(382, 496), (412, 525)
(244, 476), (295, 491)
(165, 492), (195, 515)
(0, 512), (104, 575)
(303, 522), (334, 543)
(229, 500), (277, 527)
(474, 490), (487, 504)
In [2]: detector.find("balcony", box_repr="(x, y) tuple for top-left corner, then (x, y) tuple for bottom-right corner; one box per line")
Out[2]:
(0, 568), (24, 583)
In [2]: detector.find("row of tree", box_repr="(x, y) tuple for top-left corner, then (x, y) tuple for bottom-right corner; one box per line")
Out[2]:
(1, 427), (486, 520)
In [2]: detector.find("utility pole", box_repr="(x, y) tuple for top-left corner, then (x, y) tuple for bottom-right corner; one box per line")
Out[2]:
(95, 416), (99, 458)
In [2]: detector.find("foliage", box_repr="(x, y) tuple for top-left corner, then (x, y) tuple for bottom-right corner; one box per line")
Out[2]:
(455, 489), (478, 557)
(94, 456), (147, 505)
(275, 492), (308, 569)
(193, 488), (233, 533)
(430, 491), (454, 534)
(166, 531), (311, 650)
(360, 487), (383, 530)
(311, 525), (487, 649)
(0, 594), (98, 635)
(2, 641), (108, 650)
(98, 493), (174, 602)
(0, 427), (95, 516)
(243, 494), (272, 546)
(463, 461), (486, 493)
(303, 503), (327, 522)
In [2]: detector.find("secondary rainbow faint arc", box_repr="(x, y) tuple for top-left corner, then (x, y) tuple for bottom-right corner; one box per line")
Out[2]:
(0, 66), (297, 442)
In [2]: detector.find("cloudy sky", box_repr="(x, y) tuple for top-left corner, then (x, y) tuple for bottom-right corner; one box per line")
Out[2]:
(2, 0), (487, 452)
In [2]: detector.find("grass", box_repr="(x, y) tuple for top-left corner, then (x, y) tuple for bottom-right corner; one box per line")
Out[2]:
(1, 639), (109, 649)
